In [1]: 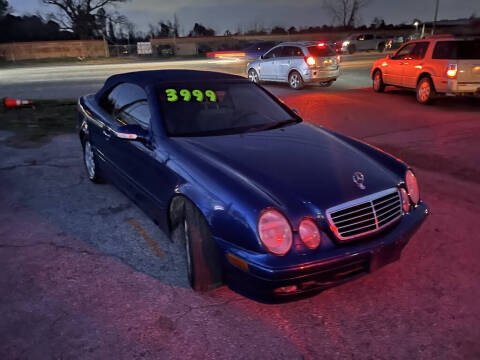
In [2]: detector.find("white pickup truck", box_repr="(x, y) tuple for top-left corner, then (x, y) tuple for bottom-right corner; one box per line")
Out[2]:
(341, 33), (387, 54)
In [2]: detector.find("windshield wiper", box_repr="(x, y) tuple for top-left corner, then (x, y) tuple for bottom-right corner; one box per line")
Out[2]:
(261, 118), (301, 131)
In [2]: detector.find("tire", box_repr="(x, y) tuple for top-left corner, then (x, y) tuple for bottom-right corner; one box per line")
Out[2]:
(348, 44), (356, 54)
(248, 69), (260, 84)
(372, 70), (385, 93)
(416, 76), (436, 105)
(378, 42), (385, 52)
(319, 80), (334, 88)
(83, 139), (104, 183)
(288, 71), (304, 90)
(170, 198), (223, 291)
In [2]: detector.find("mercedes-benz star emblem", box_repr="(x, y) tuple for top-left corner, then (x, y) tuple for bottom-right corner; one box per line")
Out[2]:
(353, 171), (366, 190)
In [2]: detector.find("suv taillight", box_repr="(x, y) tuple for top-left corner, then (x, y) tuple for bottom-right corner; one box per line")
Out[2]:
(446, 64), (458, 79)
(305, 56), (316, 66)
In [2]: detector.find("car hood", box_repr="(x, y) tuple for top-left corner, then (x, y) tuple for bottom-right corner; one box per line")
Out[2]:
(172, 123), (401, 218)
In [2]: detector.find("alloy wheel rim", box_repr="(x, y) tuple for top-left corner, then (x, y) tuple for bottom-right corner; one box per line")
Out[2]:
(418, 81), (430, 102)
(290, 74), (299, 88)
(374, 73), (381, 90)
(84, 142), (95, 179)
(249, 71), (258, 83)
(184, 218), (193, 283)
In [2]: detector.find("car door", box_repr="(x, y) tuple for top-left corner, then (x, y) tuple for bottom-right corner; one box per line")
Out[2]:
(402, 42), (430, 88)
(383, 43), (417, 86)
(277, 46), (295, 81)
(363, 34), (376, 50)
(259, 46), (283, 80)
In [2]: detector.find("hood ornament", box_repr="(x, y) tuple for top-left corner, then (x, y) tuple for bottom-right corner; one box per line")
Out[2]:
(353, 171), (366, 190)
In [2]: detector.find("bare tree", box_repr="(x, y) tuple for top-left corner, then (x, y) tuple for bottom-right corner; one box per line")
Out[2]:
(323, 0), (370, 27)
(42, 0), (129, 39)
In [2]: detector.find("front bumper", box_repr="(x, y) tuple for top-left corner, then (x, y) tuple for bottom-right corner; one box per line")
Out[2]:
(217, 202), (429, 300)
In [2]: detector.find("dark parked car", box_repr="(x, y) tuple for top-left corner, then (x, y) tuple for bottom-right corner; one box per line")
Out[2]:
(78, 70), (428, 300)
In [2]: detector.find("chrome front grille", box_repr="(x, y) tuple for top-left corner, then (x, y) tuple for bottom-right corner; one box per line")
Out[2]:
(326, 188), (403, 241)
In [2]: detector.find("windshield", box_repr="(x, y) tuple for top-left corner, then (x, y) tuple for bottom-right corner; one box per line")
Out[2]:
(432, 40), (480, 60)
(157, 82), (299, 137)
(308, 45), (336, 57)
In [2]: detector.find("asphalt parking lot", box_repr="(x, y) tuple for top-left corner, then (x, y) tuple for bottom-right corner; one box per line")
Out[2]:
(1, 58), (480, 359)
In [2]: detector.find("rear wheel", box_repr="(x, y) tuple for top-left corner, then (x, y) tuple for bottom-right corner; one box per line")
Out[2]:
(416, 76), (436, 104)
(288, 71), (304, 90)
(373, 70), (385, 93)
(248, 69), (259, 84)
(378, 42), (386, 52)
(170, 198), (223, 291)
(83, 140), (104, 183)
(348, 44), (356, 54)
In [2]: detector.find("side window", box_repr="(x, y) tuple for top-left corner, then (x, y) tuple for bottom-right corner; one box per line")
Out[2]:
(364, 34), (374, 40)
(264, 46), (283, 59)
(117, 101), (151, 130)
(102, 83), (147, 115)
(281, 46), (293, 57)
(392, 43), (416, 60)
(292, 47), (304, 57)
(410, 42), (429, 60)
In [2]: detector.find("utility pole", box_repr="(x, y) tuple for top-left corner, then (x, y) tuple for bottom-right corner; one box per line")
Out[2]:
(432, 0), (440, 34)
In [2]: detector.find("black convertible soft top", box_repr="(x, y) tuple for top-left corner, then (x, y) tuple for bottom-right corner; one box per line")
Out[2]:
(95, 70), (247, 102)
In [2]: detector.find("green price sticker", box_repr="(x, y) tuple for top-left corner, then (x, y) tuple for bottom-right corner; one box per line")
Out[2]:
(165, 89), (217, 102)
(192, 89), (204, 102)
(180, 89), (191, 101)
(165, 89), (178, 102)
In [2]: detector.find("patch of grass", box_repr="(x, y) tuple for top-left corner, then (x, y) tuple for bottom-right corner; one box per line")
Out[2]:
(0, 99), (77, 148)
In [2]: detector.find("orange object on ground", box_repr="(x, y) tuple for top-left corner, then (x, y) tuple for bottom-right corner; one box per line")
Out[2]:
(4, 98), (33, 108)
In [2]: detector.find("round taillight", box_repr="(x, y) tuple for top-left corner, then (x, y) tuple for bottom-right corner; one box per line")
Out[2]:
(258, 209), (292, 256)
(299, 219), (321, 250)
(305, 56), (316, 66)
(405, 170), (420, 204)
(399, 188), (410, 213)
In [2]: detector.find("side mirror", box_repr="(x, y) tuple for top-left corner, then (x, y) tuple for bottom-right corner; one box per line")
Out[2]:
(114, 124), (148, 141)
(260, 55), (264, 60)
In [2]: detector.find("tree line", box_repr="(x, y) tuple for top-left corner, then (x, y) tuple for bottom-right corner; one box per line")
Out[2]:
(0, 0), (430, 44)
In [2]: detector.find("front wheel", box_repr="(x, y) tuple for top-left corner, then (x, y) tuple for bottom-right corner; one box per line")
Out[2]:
(416, 77), (436, 104)
(288, 71), (304, 90)
(373, 70), (385, 93)
(171, 199), (223, 291)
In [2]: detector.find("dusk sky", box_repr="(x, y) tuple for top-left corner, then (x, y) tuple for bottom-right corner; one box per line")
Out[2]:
(9, 0), (480, 35)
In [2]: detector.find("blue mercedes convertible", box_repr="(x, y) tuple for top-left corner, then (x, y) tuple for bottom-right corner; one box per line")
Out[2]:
(77, 70), (428, 299)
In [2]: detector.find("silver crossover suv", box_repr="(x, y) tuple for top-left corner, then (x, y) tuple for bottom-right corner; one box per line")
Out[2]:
(246, 41), (340, 89)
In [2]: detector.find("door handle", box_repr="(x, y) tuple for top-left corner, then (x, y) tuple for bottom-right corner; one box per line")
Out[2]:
(102, 129), (112, 139)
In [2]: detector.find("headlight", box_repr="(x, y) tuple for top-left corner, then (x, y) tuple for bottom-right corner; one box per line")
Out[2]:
(299, 218), (321, 250)
(405, 170), (420, 205)
(342, 41), (350, 47)
(258, 208), (292, 256)
(399, 188), (411, 213)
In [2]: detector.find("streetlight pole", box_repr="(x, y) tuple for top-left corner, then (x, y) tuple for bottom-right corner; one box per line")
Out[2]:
(432, 0), (440, 35)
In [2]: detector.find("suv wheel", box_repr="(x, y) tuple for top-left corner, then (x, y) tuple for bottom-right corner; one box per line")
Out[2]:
(348, 44), (356, 54)
(288, 71), (304, 90)
(416, 77), (436, 104)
